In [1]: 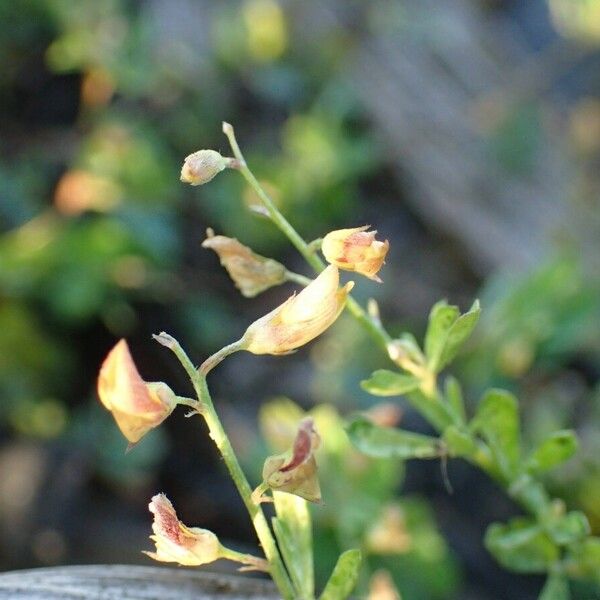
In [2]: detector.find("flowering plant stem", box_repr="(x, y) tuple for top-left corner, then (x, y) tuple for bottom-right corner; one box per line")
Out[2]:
(221, 123), (556, 523)
(153, 332), (296, 600)
(222, 122), (391, 352)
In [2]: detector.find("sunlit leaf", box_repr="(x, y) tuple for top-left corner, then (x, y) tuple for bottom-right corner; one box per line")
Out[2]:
(361, 370), (419, 397)
(319, 549), (361, 600)
(272, 491), (313, 599)
(346, 417), (441, 460)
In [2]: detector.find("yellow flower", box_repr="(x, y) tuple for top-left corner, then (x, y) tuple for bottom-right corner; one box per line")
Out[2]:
(180, 149), (232, 186)
(241, 265), (353, 355)
(202, 228), (286, 297)
(144, 494), (221, 566)
(322, 226), (389, 282)
(97, 339), (177, 444)
(262, 417), (322, 502)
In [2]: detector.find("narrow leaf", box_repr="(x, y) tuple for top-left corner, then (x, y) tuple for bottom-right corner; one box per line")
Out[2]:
(424, 301), (459, 371)
(443, 425), (476, 457)
(438, 299), (481, 370)
(361, 370), (419, 397)
(564, 537), (600, 582)
(319, 549), (361, 600)
(471, 389), (521, 479)
(346, 417), (441, 459)
(272, 491), (314, 599)
(526, 430), (578, 474)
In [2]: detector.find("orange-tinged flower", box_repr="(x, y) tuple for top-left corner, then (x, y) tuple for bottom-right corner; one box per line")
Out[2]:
(180, 149), (232, 186)
(145, 494), (221, 566)
(322, 226), (389, 282)
(202, 229), (286, 297)
(262, 417), (322, 502)
(241, 265), (353, 355)
(97, 339), (177, 444)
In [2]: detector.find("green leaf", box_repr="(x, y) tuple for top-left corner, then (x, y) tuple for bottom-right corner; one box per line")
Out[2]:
(443, 425), (476, 457)
(319, 549), (361, 600)
(526, 431), (578, 474)
(361, 370), (419, 397)
(445, 376), (466, 425)
(272, 491), (314, 599)
(539, 573), (570, 600)
(485, 518), (559, 573)
(424, 301), (460, 371)
(346, 417), (442, 459)
(471, 389), (521, 479)
(438, 299), (481, 370)
(564, 537), (600, 582)
(547, 511), (590, 546)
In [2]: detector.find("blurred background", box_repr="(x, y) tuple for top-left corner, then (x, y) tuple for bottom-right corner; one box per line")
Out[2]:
(0, 0), (599, 598)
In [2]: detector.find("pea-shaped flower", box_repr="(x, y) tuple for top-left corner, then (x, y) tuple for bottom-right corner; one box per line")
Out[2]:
(262, 417), (322, 503)
(241, 265), (353, 355)
(145, 494), (269, 571)
(322, 226), (389, 282)
(202, 229), (286, 298)
(145, 494), (221, 566)
(97, 339), (177, 444)
(180, 149), (233, 186)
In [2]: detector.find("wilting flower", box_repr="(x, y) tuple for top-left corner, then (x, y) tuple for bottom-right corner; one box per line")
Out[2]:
(241, 265), (353, 355)
(202, 228), (286, 297)
(262, 417), (322, 502)
(180, 149), (232, 186)
(145, 494), (221, 566)
(97, 339), (177, 444)
(322, 226), (389, 282)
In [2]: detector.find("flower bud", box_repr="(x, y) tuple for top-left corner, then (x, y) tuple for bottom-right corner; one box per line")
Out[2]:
(262, 417), (322, 502)
(145, 494), (221, 566)
(202, 229), (286, 297)
(322, 226), (389, 282)
(97, 339), (177, 444)
(241, 265), (353, 355)
(180, 149), (231, 186)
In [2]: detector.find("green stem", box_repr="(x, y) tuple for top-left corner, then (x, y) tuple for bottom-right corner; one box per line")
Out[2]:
(154, 333), (295, 600)
(199, 338), (246, 375)
(284, 269), (312, 287)
(223, 122), (323, 273)
(223, 122), (391, 355)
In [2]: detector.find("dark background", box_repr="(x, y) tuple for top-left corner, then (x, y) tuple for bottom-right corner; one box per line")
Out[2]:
(1, 1), (599, 598)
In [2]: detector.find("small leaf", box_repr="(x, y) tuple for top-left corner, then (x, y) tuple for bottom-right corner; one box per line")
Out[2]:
(424, 301), (460, 371)
(526, 431), (578, 474)
(564, 537), (600, 582)
(443, 425), (476, 457)
(438, 299), (481, 370)
(539, 573), (570, 600)
(319, 549), (361, 600)
(346, 417), (442, 459)
(361, 370), (419, 397)
(444, 376), (466, 425)
(471, 389), (521, 479)
(547, 511), (590, 546)
(272, 492), (313, 599)
(485, 518), (559, 573)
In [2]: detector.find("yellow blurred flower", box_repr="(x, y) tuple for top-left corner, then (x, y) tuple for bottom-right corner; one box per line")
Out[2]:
(322, 226), (389, 282)
(241, 265), (353, 355)
(144, 494), (221, 566)
(262, 417), (322, 502)
(202, 228), (286, 297)
(97, 339), (177, 444)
